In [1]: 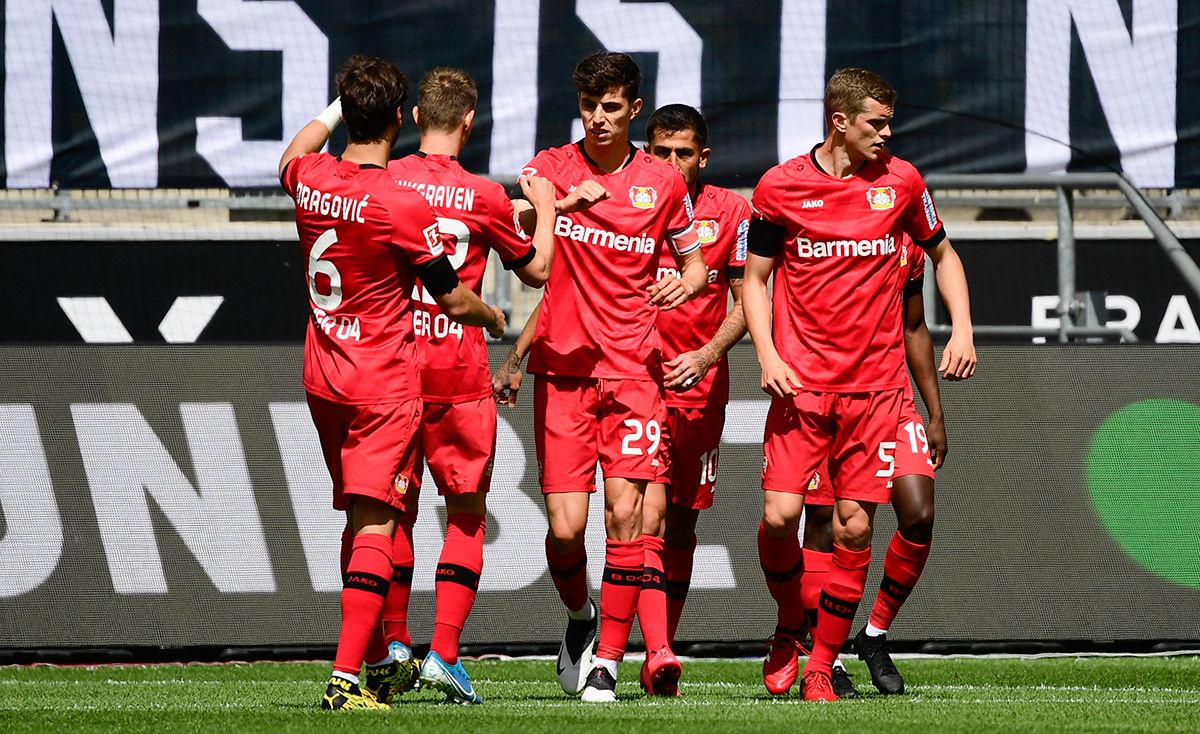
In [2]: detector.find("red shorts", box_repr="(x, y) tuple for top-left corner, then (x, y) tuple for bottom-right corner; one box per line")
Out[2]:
(805, 397), (934, 506)
(763, 388), (903, 504)
(654, 405), (725, 510)
(306, 393), (422, 512)
(534, 375), (666, 492)
(416, 397), (497, 496)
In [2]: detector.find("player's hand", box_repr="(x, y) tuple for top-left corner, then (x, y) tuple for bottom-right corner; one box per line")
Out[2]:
(940, 332), (976, 380)
(485, 306), (506, 340)
(492, 353), (524, 407)
(519, 174), (556, 212)
(760, 355), (801, 398)
(664, 349), (713, 392)
(926, 414), (948, 470)
(647, 273), (695, 310)
(557, 180), (609, 214)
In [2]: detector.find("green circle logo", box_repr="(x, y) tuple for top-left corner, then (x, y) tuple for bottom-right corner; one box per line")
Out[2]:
(1086, 399), (1200, 589)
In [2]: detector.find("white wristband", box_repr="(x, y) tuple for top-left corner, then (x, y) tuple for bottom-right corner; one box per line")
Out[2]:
(315, 98), (342, 132)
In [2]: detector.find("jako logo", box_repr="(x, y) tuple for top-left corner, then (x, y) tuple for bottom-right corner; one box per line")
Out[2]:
(796, 234), (896, 258)
(802, 199), (824, 209)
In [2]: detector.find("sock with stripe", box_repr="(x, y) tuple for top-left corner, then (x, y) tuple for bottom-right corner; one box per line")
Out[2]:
(757, 522), (805, 635)
(333, 532), (393, 676)
(595, 538), (644, 661)
(804, 543), (871, 677)
(381, 514), (416, 647)
(663, 532), (697, 644)
(801, 548), (833, 635)
(637, 534), (670, 652)
(545, 534), (590, 614)
(868, 530), (932, 632)
(430, 512), (486, 664)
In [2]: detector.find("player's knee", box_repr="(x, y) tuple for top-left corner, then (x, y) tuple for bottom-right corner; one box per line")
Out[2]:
(761, 508), (800, 538)
(898, 506), (934, 545)
(834, 516), (873, 550)
(546, 517), (586, 550)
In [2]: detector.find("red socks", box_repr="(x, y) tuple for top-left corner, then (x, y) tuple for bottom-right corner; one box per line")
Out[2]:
(804, 544), (870, 676)
(637, 535), (669, 652)
(663, 533), (696, 644)
(545, 535), (590, 613)
(381, 515), (415, 648)
(430, 513), (486, 664)
(596, 539), (644, 660)
(333, 532), (393, 676)
(868, 531), (931, 631)
(757, 522), (805, 634)
(801, 548), (832, 632)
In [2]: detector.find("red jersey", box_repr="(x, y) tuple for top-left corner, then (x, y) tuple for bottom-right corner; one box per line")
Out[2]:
(282, 153), (445, 404)
(655, 184), (750, 407)
(522, 143), (696, 380)
(388, 153), (534, 403)
(901, 236), (926, 405)
(751, 148), (944, 392)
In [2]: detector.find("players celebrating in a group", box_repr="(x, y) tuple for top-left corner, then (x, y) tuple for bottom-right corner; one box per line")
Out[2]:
(278, 55), (506, 711)
(635, 104), (751, 695)
(364, 67), (558, 706)
(495, 52), (708, 704)
(744, 68), (975, 702)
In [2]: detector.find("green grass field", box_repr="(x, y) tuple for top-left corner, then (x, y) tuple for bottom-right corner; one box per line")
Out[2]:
(1, 656), (1197, 733)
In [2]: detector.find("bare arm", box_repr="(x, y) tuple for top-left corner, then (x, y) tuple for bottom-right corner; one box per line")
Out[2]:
(925, 236), (976, 380)
(664, 278), (747, 391)
(492, 299), (540, 406)
(279, 99), (341, 178)
(433, 284), (505, 338)
(903, 285), (947, 469)
(511, 176), (557, 287)
(648, 238), (708, 310)
(743, 252), (800, 398)
(513, 179), (610, 235)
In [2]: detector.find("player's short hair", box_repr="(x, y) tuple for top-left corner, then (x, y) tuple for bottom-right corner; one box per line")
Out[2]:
(645, 104), (709, 147)
(417, 67), (477, 133)
(336, 55), (409, 144)
(573, 52), (641, 102)
(824, 68), (896, 123)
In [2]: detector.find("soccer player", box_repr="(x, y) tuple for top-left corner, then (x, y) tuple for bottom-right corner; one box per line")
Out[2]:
(368, 67), (558, 706)
(800, 234), (968, 698)
(278, 55), (506, 711)
(744, 67), (974, 702)
(635, 104), (751, 696)
(494, 52), (708, 703)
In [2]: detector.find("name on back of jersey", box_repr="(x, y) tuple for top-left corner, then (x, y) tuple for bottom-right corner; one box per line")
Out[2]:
(555, 215), (656, 255)
(795, 233), (897, 259)
(294, 182), (369, 223)
(395, 179), (476, 212)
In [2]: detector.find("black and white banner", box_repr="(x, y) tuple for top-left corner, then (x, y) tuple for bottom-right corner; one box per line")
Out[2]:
(2, 1), (1198, 190)
(1, 343), (1198, 650)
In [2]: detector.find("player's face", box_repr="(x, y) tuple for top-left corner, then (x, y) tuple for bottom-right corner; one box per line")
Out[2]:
(841, 97), (893, 162)
(578, 87), (642, 148)
(647, 129), (711, 192)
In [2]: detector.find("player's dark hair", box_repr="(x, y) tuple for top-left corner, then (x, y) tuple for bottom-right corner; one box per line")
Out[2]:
(645, 104), (708, 147)
(417, 67), (477, 133)
(824, 68), (896, 123)
(336, 55), (409, 144)
(573, 52), (641, 102)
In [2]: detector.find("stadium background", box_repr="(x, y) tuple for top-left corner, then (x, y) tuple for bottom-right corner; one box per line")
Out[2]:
(0, 1), (1198, 659)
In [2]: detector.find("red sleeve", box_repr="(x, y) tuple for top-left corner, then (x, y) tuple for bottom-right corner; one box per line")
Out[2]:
(389, 193), (444, 269)
(280, 153), (308, 198)
(728, 195), (751, 270)
(902, 168), (945, 247)
(484, 183), (533, 264)
(750, 167), (786, 226)
(907, 240), (926, 282)
(520, 149), (558, 184)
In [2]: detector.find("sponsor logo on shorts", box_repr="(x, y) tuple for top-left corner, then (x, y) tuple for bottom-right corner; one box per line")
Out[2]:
(393, 472), (410, 496)
(922, 189), (939, 230)
(807, 471), (821, 491)
(866, 186), (896, 211)
(696, 219), (719, 244)
(423, 223), (444, 257)
(629, 186), (658, 209)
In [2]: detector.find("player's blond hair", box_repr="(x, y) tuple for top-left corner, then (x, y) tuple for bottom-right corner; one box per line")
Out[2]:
(417, 67), (477, 133)
(824, 68), (896, 125)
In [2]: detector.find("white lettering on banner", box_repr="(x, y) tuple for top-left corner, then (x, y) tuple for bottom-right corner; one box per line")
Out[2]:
(0, 405), (64, 598)
(796, 234), (897, 259)
(1025, 0), (1177, 187)
(777, 0), (827, 161)
(489, 0), (540, 177)
(5, 0), (159, 187)
(58, 296), (222, 343)
(555, 215), (657, 254)
(574, 0), (702, 140)
(195, 0), (328, 187)
(72, 403), (277, 594)
(1031, 293), (1196, 343)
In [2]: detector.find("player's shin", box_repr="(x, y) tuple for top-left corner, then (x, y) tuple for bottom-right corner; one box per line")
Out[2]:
(663, 533), (697, 643)
(595, 539), (645, 663)
(757, 522), (805, 634)
(381, 514), (415, 647)
(804, 544), (870, 676)
(430, 513), (486, 664)
(333, 533), (394, 678)
(638, 535), (670, 652)
(868, 530), (931, 632)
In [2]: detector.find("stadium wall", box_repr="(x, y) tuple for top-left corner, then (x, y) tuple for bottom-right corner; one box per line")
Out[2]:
(2, 1), (1198, 189)
(1, 343), (1196, 653)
